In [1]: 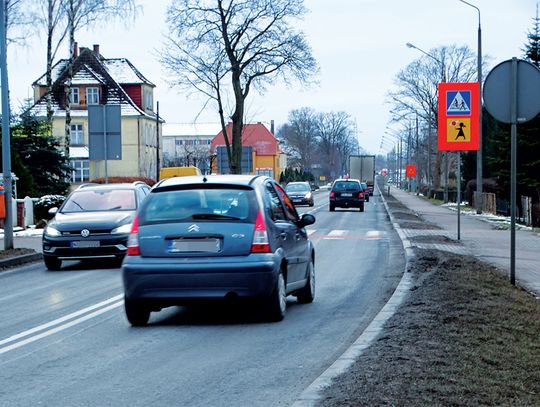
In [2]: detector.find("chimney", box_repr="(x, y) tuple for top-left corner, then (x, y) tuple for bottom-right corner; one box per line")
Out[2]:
(271, 120), (275, 135)
(93, 44), (100, 55)
(73, 41), (78, 58)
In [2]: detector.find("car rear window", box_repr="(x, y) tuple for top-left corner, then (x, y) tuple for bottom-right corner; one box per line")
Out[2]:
(61, 189), (136, 212)
(139, 187), (258, 224)
(333, 181), (360, 191)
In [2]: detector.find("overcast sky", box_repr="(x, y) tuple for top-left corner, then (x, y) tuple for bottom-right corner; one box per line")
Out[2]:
(8, 0), (538, 154)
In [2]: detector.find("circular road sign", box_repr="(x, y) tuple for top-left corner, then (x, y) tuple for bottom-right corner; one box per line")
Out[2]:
(483, 58), (540, 124)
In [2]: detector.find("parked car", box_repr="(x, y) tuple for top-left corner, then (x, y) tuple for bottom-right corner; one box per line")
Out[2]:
(361, 182), (370, 202)
(329, 179), (365, 212)
(42, 182), (151, 270)
(122, 174), (316, 326)
(285, 181), (314, 206)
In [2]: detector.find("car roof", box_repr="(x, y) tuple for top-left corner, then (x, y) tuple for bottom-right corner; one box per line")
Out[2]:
(286, 181), (309, 185)
(334, 178), (360, 183)
(154, 174), (267, 190)
(75, 182), (147, 191)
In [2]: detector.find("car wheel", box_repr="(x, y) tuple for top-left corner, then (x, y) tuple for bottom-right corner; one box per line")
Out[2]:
(329, 203), (335, 212)
(365, 196), (369, 202)
(296, 260), (315, 304)
(266, 270), (286, 321)
(124, 297), (150, 326)
(44, 256), (62, 271)
(112, 255), (124, 268)
(360, 203), (365, 212)
(309, 201), (314, 207)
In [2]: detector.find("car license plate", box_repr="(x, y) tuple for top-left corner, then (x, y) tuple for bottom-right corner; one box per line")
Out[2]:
(341, 193), (352, 197)
(70, 240), (100, 248)
(169, 238), (220, 253)
(293, 199), (302, 203)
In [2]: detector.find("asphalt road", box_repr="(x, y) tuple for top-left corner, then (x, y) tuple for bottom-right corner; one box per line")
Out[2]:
(0, 190), (405, 407)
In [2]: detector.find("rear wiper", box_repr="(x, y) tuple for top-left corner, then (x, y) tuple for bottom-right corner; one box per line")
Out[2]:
(191, 213), (242, 220)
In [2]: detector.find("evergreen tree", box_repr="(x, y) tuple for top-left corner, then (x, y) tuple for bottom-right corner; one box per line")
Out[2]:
(524, 4), (540, 67)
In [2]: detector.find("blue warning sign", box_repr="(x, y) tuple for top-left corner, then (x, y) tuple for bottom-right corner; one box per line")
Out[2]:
(446, 90), (471, 116)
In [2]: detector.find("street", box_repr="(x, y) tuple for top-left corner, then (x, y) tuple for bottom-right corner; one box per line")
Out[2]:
(0, 190), (404, 407)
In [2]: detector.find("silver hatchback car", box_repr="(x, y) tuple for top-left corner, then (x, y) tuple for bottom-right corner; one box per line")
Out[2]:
(122, 174), (316, 325)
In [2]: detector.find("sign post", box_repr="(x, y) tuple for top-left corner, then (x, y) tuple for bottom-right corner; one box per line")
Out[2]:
(438, 82), (480, 240)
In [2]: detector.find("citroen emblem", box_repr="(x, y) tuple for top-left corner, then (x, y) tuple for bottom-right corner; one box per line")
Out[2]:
(188, 224), (200, 232)
(81, 229), (90, 237)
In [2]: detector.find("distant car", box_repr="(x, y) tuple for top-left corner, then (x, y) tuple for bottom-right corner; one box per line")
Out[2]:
(310, 183), (320, 191)
(360, 182), (370, 202)
(329, 179), (365, 212)
(122, 174), (316, 326)
(285, 181), (314, 206)
(42, 182), (151, 271)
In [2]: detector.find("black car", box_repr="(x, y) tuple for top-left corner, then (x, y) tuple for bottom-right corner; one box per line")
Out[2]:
(329, 178), (365, 212)
(285, 181), (314, 206)
(42, 182), (151, 270)
(122, 174), (316, 325)
(360, 182), (370, 202)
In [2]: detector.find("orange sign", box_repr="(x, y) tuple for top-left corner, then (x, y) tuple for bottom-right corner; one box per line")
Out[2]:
(438, 82), (480, 151)
(406, 164), (417, 178)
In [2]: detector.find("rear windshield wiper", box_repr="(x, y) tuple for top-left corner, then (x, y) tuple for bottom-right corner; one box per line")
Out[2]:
(191, 213), (242, 220)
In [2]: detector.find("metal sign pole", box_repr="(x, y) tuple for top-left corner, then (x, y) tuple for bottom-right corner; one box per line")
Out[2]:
(103, 105), (108, 183)
(510, 58), (517, 285)
(457, 151), (461, 240)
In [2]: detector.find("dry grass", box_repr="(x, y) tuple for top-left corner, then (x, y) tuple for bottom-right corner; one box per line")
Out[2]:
(317, 250), (540, 406)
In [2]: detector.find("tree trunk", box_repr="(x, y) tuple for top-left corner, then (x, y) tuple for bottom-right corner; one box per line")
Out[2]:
(230, 69), (244, 175)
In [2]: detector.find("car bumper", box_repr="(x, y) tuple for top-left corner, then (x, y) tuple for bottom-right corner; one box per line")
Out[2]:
(42, 235), (128, 260)
(290, 197), (312, 205)
(330, 198), (364, 208)
(122, 254), (280, 302)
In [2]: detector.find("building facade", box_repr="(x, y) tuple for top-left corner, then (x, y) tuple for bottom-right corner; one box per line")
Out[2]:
(29, 44), (163, 184)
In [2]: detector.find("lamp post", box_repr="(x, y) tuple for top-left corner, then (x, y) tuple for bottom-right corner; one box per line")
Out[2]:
(406, 42), (448, 202)
(459, 0), (483, 214)
(384, 130), (401, 187)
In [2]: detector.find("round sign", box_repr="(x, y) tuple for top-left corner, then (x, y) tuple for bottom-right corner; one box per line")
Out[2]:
(483, 58), (540, 124)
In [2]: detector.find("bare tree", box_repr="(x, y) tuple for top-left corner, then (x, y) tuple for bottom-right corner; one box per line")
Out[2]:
(387, 44), (480, 190)
(5, 0), (39, 46)
(162, 0), (318, 174)
(277, 107), (318, 170)
(59, 0), (140, 156)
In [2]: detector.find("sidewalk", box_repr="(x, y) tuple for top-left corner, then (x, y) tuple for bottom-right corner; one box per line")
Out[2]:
(389, 186), (540, 297)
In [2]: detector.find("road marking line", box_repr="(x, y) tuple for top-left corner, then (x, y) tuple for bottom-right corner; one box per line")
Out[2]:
(0, 300), (123, 355)
(324, 230), (347, 239)
(0, 294), (123, 348)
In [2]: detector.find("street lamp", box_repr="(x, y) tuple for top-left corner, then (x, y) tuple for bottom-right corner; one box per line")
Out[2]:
(459, 0), (483, 214)
(406, 42), (448, 201)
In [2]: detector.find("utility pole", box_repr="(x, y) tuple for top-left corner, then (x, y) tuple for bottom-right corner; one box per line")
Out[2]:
(155, 101), (160, 181)
(1, 0), (13, 250)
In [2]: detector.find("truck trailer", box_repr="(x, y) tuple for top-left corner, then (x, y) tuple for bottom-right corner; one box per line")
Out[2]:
(349, 155), (375, 195)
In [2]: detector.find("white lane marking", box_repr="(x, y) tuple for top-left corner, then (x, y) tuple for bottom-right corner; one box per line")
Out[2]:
(0, 294), (123, 351)
(0, 301), (123, 355)
(324, 230), (347, 239)
(306, 229), (316, 236)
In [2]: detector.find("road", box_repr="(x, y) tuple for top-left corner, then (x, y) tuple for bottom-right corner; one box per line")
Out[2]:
(0, 189), (404, 407)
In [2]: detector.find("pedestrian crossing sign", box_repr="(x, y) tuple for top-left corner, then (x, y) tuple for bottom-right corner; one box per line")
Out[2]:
(446, 91), (471, 115)
(438, 82), (479, 151)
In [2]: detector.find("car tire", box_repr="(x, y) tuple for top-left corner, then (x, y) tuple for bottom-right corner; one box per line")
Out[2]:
(266, 270), (286, 322)
(112, 255), (124, 268)
(296, 260), (315, 304)
(365, 196), (369, 202)
(360, 203), (365, 212)
(329, 203), (335, 212)
(309, 201), (314, 207)
(124, 297), (150, 326)
(44, 256), (62, 271)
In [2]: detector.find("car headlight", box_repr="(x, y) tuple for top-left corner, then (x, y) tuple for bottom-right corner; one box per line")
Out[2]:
(44, 225), (61, 237)
(112, 223), (133, 234)
(305, 192), (312, 199)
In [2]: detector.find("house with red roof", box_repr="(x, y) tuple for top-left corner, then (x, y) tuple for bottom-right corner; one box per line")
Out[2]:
(28, 44), (163, 183)
(210, 122), (285, 179)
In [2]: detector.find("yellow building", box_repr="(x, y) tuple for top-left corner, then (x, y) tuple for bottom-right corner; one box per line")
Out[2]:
(29, 44), (163, 184)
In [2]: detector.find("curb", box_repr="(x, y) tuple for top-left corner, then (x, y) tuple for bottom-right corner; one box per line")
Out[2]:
(0, 253), (43, 270)
(290, 184), (415, 407)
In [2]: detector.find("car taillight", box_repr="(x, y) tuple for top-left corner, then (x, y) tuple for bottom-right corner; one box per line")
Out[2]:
(251, 210), (270, 253)
(358, 191), (364, 199)
(330, 191), (335, 198)
(126, 214), (140, 256)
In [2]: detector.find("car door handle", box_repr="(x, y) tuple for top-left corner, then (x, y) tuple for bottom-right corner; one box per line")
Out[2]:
(280, 232), (288, 240)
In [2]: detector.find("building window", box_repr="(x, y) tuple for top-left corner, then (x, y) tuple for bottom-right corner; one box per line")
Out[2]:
(86, 87), (99, 105)
(71, 159), (89, 182)
(69, 87), (80, 104)
(70, 124), (84, 145)
(144, 89), (153, 110)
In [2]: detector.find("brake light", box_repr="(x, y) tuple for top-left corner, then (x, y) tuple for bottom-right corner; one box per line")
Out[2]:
(358, 191), (364, 199)
(251, 210), (270, 253)
(330, 191), (335, 198)
(126, 214), (140, 256)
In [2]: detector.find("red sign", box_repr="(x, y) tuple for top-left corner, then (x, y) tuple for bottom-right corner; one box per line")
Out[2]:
(406, 164), (417, 178)
(438, 82), (480, 151)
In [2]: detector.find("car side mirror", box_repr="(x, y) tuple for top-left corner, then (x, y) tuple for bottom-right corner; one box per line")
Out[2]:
(47, 207), (58, 219)
(297, 213), (315, 228)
